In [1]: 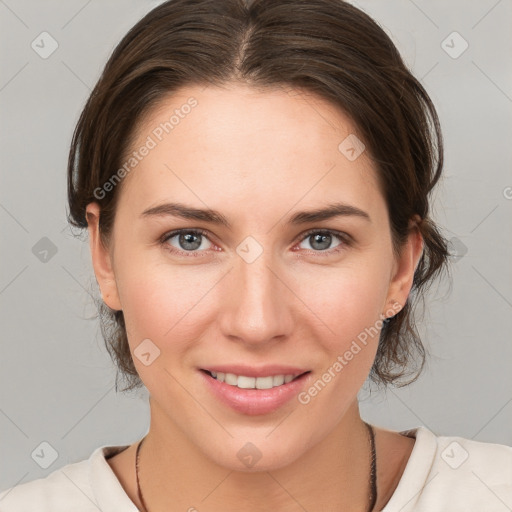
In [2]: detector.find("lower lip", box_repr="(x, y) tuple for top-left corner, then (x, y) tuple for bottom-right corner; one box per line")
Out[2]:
(200, 370), (311, 416)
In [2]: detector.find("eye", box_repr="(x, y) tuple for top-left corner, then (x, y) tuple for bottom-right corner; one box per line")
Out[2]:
(160, 229), (214, 256)
(295, 229), (350, 255)
(160, 228), (352, 258)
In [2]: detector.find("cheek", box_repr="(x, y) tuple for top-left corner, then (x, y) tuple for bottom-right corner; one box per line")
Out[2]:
(115, 254), (220, 356)
(293, 262), (388, 405)
(296, 272), (384, 417)
(299, 261), (389, 348)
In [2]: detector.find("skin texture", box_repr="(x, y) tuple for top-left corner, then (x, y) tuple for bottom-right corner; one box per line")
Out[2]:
(86, 83), (423, 511)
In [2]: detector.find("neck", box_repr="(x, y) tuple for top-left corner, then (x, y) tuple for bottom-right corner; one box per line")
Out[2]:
(137, 397), (375, 512)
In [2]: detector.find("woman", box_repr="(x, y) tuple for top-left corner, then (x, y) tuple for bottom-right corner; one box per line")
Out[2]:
(1, 0), (510, 510)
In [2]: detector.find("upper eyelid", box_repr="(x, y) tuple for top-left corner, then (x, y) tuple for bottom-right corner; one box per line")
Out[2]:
(294, 228), (348, 245)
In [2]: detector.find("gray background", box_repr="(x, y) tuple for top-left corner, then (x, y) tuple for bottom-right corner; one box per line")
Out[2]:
(1, 0), (511, 492)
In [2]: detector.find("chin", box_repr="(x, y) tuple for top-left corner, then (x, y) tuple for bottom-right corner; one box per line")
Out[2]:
(199, 432), (312, 473)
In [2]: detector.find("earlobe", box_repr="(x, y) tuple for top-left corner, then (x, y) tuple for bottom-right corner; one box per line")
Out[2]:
(85, 202), (122, 311)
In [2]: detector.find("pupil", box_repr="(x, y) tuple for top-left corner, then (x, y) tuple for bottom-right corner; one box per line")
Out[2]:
(180, 232), (201, 251)
(311, 233), (331, 250)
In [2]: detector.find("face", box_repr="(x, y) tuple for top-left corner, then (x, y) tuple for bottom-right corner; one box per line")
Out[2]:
(87, 83), (422, 471)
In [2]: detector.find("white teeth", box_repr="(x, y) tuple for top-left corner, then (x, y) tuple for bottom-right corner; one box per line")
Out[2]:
(273, 375), (285, 386)
(256, 376), (274, 389)
(225, 373), (238, 385)
(209, 371), (300, 389)
(237, 375), (256, 388)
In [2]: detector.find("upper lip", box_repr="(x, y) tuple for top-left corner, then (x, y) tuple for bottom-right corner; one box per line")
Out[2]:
(201, 365), (310, 378)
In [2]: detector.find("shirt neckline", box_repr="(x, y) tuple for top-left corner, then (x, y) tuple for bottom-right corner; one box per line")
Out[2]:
(380, 426), (438, 511)
(89, 426), (437, 512)
(89, 444), (139, 510)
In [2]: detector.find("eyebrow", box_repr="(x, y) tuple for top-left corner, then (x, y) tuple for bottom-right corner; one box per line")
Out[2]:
(140, 201), (371, 227)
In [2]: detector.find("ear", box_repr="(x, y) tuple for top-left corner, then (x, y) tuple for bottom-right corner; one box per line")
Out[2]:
(383, 215), (424, 318)
(85, 202), (122, 311)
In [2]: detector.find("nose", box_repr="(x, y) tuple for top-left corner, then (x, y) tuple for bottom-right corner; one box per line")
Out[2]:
(218, 246), (294, 348)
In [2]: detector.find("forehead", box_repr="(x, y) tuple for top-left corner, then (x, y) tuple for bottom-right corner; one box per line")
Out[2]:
(117, 83), (383, 222)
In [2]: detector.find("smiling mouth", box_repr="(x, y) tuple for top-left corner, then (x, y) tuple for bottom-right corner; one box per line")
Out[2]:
(201, 369), (310, 390)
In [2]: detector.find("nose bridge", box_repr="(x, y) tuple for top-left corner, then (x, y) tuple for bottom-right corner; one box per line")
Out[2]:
(220, 238), (291, 344)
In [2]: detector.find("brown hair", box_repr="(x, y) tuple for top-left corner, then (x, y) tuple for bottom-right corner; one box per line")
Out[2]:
(67, 0), (451, 393)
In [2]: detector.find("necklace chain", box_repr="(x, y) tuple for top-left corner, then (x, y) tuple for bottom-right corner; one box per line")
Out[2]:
(135, 421), (377, 512)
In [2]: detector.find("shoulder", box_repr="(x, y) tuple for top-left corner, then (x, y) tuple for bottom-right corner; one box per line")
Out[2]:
(428, 431), (512, 499)
(0, 456), (93, 511)
(383, 426), (512, 512)
(422, 427), (512, 485)
(0, 445), (133, 512)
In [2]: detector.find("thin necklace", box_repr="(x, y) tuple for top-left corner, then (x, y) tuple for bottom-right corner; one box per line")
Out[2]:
(135, 421), (377, 512)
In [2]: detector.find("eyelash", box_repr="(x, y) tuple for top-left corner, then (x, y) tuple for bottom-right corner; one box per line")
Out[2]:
(159, 228), (352, 258)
